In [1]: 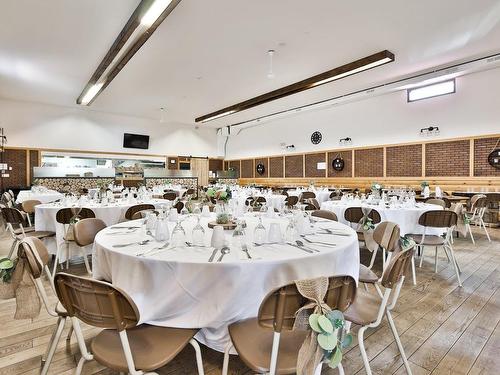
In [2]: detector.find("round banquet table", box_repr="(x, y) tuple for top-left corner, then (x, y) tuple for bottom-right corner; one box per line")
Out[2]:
(320, 200), (444, 235)
(35, 198), (170, 260)
(232, 192), (287, 210)
(92, 212), (359, 352)
(15, 189), (63, 204)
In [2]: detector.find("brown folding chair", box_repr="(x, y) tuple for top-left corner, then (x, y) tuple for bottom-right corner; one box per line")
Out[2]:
(54, 208), (95, 275)
(54, 273), (204, 375)
(300, 191), (316, 202)
(222, 276), (356, 375)
(311, 210), (338, 221)
(125, 204), (155, 220)
(344, 248), (415, 375)
(2, 207), (54, 258)
(408, 210), (461, 286)
(18, 238), (89, 375)
(344, 207), (381, 243)
(72, 218), (107, 274)
(285, 195), (298, 208)
(425, 198), (447, 209)
(163, 192), (177, 201)
(21, 199), (42, 226)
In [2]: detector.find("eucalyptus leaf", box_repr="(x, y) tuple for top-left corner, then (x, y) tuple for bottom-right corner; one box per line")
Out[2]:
(326, 310), (344, 323)
(341, 333), (353, 349)
(328, 347), (342, 369)
(317, 333), (337, 351)
(318, 315), (334, 333)
(0, 259), (14, 270)
(308, 314), (323, 333)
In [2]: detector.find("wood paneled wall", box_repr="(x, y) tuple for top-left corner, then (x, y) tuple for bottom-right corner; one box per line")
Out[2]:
(228, 134), (500, 190)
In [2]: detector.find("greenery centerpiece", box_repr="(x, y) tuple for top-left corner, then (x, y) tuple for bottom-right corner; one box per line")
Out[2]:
(370, 182), (383, 199)
(0, 258), (16, 283)
(207, 187), (233, 224)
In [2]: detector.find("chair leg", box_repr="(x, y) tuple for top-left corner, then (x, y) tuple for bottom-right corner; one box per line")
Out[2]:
(338, 362), (345, 375)
(75, 356), (86, 375)
(411, 256), (417, 286)
(189, 339), (205, 375)
(480, 219), (491, 242)
(65, 241), (70, 269)
(368, 248), (378, 269)
(222, 342), (233, 375)
(467, 224), (475, 245)
(81, 247), (92, 274)
(52, 249), (60, 278)
(419, 246), (425, 268)
(314, 362), (323, 375)
(41, 317), (66, 375)
(357, 326), (372, 375)
(434, 246), (438, 273)
(7, 239), (18, 258)
(446, 245), (462, 287)
(386, 311), (412, 375)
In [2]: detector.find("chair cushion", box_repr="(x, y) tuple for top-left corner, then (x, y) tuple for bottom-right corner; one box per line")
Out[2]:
(407, 234), (445, 246)
(91, 324), (198, 372)
(359, 265), (379, 284)
(343, 289), (381, 326)
(229, 318), (307, 374)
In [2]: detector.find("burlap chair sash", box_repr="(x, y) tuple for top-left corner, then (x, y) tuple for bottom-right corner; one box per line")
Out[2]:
(0, 238), (42, 319)
(451, 203), (467, 237)
(357, 207), (378, 252)
(293, 277), (332, 375)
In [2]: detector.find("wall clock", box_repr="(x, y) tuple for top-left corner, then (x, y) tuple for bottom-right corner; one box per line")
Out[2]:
(311, 131), (322, 145)
(256, 163), (266, 175)
(488, 149), (500, 169)
(332, 156), (344, 171)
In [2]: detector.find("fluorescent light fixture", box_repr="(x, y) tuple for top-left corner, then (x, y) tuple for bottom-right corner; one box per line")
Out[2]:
(407, 79), (455, 102)
(80, 83), (104, 105)
(311, 57), (393, 87)
(141, 0), (173, 26)
(200, 110), (236, 123)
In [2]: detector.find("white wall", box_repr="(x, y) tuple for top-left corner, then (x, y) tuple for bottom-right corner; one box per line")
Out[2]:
(0, 99), (218, 157)
(225, 68), (500, 159)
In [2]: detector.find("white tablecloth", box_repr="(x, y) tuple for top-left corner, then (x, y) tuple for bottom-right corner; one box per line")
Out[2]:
(232, 193), (287, 210)
(35, 199), (170, 259)
(320, 200), (444, 235)
(15, 190), (63, 204)
(92, 213), (359, 352)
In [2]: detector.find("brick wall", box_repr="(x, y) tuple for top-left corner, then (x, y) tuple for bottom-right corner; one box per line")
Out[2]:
(1, 149), (28, 189)
(426, 140), (470, 177)
(305, 153), (326, 178)
(327, 150), (352, 178)
(386, 144), (422, 177)
(474, 137), (500, 177)
(29, 150), (39, 183)
(355, 148), (384, 177)
(254, 157), (269, 178)
(167, 157), (178, 170)
(269, 157), (284, 178)
(285, 155), (304, 178)
(240, 159), (254, 178)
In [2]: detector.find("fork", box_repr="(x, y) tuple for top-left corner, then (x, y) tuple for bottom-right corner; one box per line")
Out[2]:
(300, 235), (336, 247)
(113, 240), (150, 248)
(137, 242), (170, 257)
(241, 244), (252, 259)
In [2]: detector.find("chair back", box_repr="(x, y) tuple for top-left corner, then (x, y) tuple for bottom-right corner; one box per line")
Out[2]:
(174, 201), (184, 213)
(18, 238), (50, 279)
(163, 192), (177, 201)
(1, 207), (25, 225)
(344, 207), (381, 225)
(311, 210), (337, 221)
(124, 204), (155, 220)
(425, 198), (446, 209)
(470, 194), (486, 208)
(22, 199), (42, 214)
(307, 198), (320, 210)
(185, 188), (195, 196)
(131, 209), (158, 220)
(473, 196), (488, 209)
(300, 191), (316, 201)
(73, 218), (107, 247)
(56, 208), (95, 225)
(373, 222), (400, 252)
(54, 273), (139, 331)
(255, 196), (267, 204)
(285, 195), (298, 207)
(258, 276), (356, 332)
(304, 203), (316, 211)
(381, 247), (415, 289)
(418, 210), (457, 228)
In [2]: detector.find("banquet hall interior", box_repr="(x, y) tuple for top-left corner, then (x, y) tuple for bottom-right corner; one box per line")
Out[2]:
(1, 1), (500, 374)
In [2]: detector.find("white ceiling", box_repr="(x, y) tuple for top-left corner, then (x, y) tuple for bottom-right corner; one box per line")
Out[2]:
(1, 0), (500, 128)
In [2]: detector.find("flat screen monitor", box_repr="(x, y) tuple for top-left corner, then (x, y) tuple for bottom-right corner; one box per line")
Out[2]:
(123, 133), (149, 149)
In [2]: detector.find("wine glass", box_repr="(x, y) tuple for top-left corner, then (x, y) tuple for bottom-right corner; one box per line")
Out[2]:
(232, 220), (246, 249)
(171, 220), (186, 248)
(285, 217), (298, 242)
(191, 216), (205, 246)
(253, 217), (267, 244)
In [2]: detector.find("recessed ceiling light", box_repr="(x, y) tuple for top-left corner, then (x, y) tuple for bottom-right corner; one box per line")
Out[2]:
(141, 0), (174, 26)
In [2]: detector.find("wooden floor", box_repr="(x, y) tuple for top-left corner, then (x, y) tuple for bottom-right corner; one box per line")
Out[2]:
(1, 226), (499, 375)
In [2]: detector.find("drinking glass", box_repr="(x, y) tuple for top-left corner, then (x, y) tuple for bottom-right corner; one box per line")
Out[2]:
(232, 220), (246, 249)
(171, 220), (186, 247)
(253, 217), (267, 244)
(192, 216), (205, 246)
(285, 218), (298, 242)
(154, 215), (170, 242)
(268, 222), (283, 243)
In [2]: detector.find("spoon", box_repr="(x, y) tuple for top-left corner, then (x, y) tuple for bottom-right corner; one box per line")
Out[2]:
(217, 247), (230, 262)
(300, 235), (336, 247)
